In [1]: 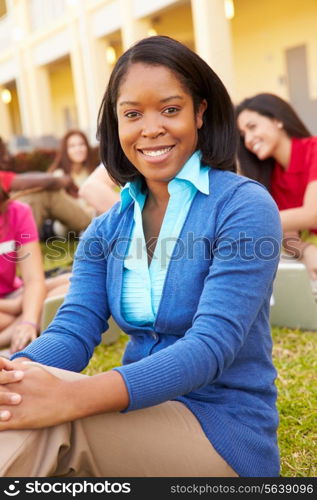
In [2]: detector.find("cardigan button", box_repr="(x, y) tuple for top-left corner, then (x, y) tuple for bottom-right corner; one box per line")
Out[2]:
(151, 332), (158, 340)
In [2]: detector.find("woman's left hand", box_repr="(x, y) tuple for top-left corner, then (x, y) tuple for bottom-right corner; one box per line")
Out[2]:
(0, 363), (73, 430)
(10, 323), (38, 354)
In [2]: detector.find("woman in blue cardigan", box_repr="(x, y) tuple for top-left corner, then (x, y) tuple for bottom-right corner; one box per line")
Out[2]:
(0, 36), (281, 477)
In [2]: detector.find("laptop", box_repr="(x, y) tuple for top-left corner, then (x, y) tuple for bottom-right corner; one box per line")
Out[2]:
(270, 261), (317, 331)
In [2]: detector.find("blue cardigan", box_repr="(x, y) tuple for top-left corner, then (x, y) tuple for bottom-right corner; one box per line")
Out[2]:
(14, 168), (282, 477)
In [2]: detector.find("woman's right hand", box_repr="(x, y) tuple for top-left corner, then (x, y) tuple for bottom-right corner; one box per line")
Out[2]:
(0, 364), (81, 428)
(301, 244), (317, 280)
(57, 176), (79, 197)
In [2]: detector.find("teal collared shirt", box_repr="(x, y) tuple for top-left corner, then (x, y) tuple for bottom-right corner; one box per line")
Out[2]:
(120, 150), (210, 325)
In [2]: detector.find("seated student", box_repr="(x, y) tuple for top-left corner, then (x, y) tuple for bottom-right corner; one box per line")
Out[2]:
(0, 36), (281, 478)
(50, 131), (120, 219)
(47, 129), (98, 235)
(48, 130), (97, 213)
(78, 163), (120, 215)
(0, 137), (91, 235)
(0, 181), (71, 355)
(236, 93), (317, 279)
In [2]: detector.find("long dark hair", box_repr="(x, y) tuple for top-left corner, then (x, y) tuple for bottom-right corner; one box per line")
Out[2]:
(97, 35), (238, 186)
(0, 184), (9, 207)
(236, 93), (311, 190)
(0, 137), (11, 237)
(0, 136), (12, 171)
(49, 129), (95, 175)
(0, 184), (10, 239)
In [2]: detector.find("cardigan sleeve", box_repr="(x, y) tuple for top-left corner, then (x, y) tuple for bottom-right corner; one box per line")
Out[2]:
(114, 181), (282, 411)
(11, 215), (112, 370)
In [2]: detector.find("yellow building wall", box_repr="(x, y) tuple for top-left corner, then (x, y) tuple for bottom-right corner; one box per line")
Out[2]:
(0, 0), (6, 17)
(232, 0), (317, 102)
(3, 0), (317, 139)
(152, 2), (194, 49)
(48, 57), (77, 137)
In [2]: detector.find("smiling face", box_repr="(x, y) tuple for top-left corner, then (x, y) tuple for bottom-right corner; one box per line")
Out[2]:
(237, 109), (285, 161)
(116, 63), (206, 188)
(66, 133), (88, 165)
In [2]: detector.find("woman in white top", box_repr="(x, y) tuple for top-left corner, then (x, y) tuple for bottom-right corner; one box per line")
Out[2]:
(49, 130), (120, 219)
(48, 130), (99, 234)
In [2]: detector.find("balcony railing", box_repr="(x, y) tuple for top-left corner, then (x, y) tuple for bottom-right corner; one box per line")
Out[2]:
(30, 0), (67, 31)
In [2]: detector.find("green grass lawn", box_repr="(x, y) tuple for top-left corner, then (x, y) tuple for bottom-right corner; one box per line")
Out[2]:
(42, 239), (317, 477)
(271, 327), (317, 477)
(41, 238), (77, 271)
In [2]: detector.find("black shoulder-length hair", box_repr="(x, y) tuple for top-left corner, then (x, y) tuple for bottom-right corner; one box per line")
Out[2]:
(235, 93), (311, 191)
(97, 35), (238, 186)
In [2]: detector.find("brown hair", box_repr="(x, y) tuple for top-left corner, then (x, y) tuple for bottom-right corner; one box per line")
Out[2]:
(0, 183), (9, 206)
(0, 183), (10, 239)
(49, 129), (96, 175)
(0, 137), (11, 236)
(0, 136), (12, 171)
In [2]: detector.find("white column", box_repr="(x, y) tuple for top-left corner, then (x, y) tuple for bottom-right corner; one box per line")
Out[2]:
(92, 38), (113, 112)
(69, 18), (90, 132)
(24, 55), (54, 136)
(119, 0), (151, 50)
(76, 0), (101, 141)
(191, 0), (235, 97)
(12, 49), (55, 138)
(0, 90), (13, 140)
(14, 53), (33, 137)
(5, 0), (55, 139)
(7, 0), (33, 136)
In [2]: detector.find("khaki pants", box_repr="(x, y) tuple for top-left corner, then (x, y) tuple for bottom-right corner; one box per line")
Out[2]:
(13, 189), (91, 233)
(0, 365), (238, 477)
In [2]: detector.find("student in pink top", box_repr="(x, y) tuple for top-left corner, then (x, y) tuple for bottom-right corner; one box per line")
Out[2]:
(0, 182), (70, 354)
